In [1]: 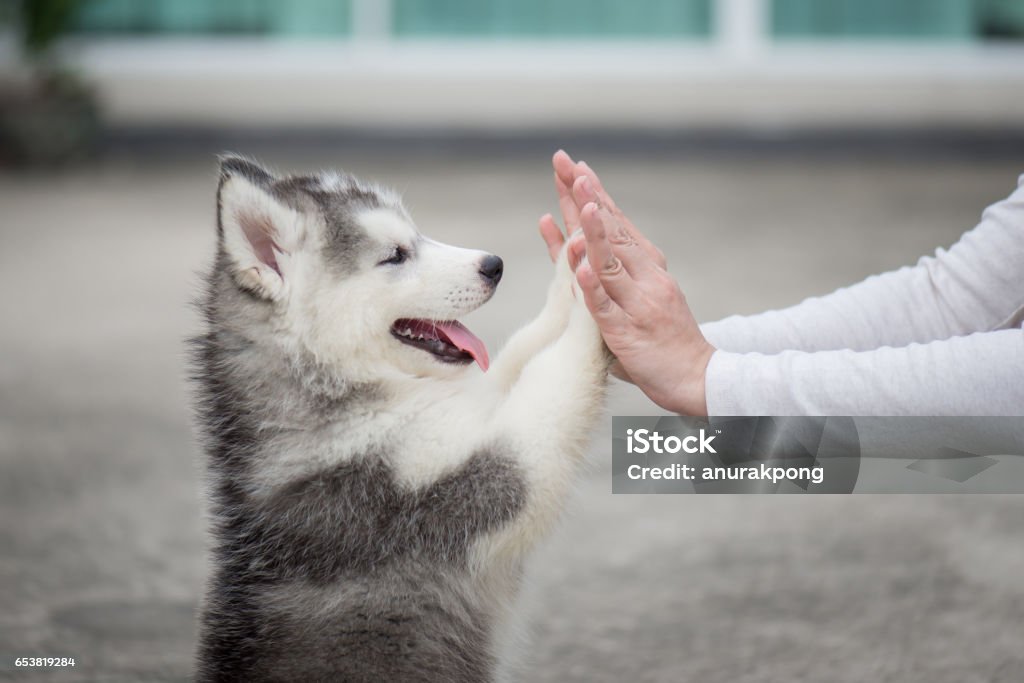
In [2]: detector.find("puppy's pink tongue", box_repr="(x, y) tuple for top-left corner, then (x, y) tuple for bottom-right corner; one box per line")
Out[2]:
(435, 321), (489, 372)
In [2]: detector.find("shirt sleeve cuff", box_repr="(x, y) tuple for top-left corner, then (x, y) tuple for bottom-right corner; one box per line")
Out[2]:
(704, 350), (747, 416)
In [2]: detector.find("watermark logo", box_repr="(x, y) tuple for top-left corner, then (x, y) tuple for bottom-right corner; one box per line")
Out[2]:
(626, 428), (717, 454)
(612, 416), (1024, 494)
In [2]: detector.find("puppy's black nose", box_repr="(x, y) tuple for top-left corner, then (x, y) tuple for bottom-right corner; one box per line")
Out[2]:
(478, 255), (503, 286)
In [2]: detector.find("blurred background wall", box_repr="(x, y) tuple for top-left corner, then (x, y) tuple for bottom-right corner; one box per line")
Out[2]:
(4, 0), (1024, 135)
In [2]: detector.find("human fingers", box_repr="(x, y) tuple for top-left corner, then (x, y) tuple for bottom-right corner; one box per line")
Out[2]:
(575, 260), (629, 329)
(555, 172), (582, 235)
(575, 160), (621, 214)
(567, 231), (586, 271)
(578, 201), (646, 312)
(558, 152), (628, 223)
(573, 177), (655, 280)
(573, 161), (667, 269)
(553, 149), (577, 191)
(538, 213), (564, 263)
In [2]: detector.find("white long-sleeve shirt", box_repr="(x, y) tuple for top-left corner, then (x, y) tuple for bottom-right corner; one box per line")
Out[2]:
(701, 174), (1024, 416)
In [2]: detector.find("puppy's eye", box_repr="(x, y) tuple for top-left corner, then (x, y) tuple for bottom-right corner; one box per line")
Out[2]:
(378, 246), (409, 266)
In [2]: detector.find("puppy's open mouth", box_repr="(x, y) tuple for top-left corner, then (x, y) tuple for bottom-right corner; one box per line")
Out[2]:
(391, 319), (490, 371)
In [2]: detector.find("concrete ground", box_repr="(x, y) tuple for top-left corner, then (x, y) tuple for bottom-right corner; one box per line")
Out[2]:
(1, 146), (1022, 682)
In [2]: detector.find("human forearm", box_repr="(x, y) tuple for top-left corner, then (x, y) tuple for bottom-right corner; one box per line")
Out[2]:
(704, 175), (1024, 355)
(704, 329), (1024, 416)
(701, 266), (959, 354)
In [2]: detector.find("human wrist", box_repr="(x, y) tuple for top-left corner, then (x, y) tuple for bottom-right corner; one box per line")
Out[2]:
(660, 342), (715, 417)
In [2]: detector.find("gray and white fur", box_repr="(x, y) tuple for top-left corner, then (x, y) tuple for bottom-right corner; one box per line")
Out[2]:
(190, 156), (611, 682)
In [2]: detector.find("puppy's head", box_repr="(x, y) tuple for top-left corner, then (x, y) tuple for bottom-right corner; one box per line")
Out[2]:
(214, 155), (501, 381)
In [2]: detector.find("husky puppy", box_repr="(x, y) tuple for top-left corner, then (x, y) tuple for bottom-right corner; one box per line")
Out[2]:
(191, 156), (611, 682)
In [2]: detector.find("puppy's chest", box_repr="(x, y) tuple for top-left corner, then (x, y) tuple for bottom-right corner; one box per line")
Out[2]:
(365, 393), (500, 488)
(241, 441), (526, 581)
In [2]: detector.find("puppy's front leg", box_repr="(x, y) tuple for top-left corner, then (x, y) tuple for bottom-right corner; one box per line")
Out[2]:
(489, 291), (613, 555)
(488, 243), (576, 391)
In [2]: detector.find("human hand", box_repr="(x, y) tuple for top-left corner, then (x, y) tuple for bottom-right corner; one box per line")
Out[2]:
(538, 151), (715, 417)
(539, 150), (666, 268)
(538, 150), (663, 383)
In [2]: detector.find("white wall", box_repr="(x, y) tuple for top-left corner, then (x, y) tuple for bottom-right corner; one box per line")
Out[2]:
(56, 38), (1024, 130)
(2, 0), (1022, 130)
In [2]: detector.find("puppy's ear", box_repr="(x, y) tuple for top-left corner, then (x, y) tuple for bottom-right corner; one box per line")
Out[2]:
(217, 155), (304, 300)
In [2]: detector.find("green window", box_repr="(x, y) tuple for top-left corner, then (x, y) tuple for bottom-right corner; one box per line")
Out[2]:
(772, 0), (1024, 40)
(73, 0), (352, 36)
(391, 0), (712, 38)
(72, 0), (711, 38)
(68, 0), (1024, 41)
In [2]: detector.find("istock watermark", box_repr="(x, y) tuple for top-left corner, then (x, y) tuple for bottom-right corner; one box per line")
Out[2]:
(625, 428), (717, 454)
(612, 416), (1024, 494)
